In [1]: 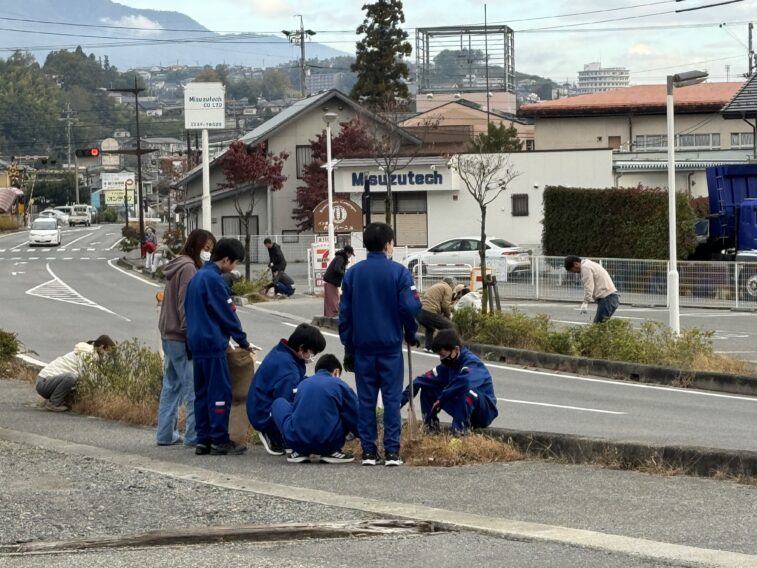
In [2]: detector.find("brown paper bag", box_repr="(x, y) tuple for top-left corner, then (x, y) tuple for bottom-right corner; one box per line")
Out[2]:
(226, 347), (256, 444)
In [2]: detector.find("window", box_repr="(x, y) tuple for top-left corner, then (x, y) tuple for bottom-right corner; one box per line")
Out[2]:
(295, 145), (312, 179)
(525, 139), (535, 151)
(511, 193), (529, 217)
(429, 240), (460, 253)
(636, 133), (720, 151)
(731, 132), (754, 149)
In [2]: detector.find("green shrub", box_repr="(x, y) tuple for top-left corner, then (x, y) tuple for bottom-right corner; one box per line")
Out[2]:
(0, 216), (19, 231)
(101, 208), (118, 223)
(453, 308), (717, 370)
(232, 270), (271, 297)
(162, 226), (185, 253)
(77, 339), (163, 403)
(0, 330), (20, 362)
(120, 224), (140, 252)
(542, 185), (697, 260)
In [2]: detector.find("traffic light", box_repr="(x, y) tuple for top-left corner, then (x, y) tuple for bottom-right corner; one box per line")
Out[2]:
(75, 148), (100, 158)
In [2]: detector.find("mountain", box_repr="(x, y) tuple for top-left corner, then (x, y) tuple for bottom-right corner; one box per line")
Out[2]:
(0, 0), (347, 69)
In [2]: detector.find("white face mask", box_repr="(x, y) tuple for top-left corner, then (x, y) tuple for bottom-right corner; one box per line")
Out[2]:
(200, 250), (212, 263)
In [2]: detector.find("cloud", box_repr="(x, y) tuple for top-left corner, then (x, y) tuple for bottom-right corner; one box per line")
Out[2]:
(241, 0), (295, 17)
(100, 15), (163, 36)
(629, 43), (655, 56)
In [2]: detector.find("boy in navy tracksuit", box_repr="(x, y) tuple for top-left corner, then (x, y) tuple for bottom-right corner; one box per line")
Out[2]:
(271, 354), (358, 464)
(339, 223), (422, 467)
(185, 238), (253, 456)
(247, 323), (326, 455)
(402, 329), (498, 434)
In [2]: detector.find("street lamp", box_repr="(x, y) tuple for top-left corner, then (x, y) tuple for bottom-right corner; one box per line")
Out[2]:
(323, 111), (338, 261)
(666, 69), (708, 333)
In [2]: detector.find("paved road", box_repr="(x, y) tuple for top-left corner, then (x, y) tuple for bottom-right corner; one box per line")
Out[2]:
(1, 231), (754, 453)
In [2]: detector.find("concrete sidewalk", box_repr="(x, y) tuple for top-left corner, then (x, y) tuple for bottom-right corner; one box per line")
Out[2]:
(1, 378), (755, 567)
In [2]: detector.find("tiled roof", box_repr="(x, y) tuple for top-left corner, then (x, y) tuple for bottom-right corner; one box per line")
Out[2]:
(721, 73), (757, 119)
(520, 82), (744, 118)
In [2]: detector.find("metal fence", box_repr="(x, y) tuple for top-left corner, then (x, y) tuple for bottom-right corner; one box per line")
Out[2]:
(224, 234), (317, 264)
(410, 255), (757, 310)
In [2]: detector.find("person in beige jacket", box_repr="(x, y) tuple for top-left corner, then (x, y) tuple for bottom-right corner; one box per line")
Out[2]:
(564, 256), (619, 323)
(416, 278), (456, 351)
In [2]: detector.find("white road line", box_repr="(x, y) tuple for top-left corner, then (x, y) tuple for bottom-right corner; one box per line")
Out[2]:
(96, 257), (106, 260)
(279, 323), (757, 403)
(72, 248), (80, 252)
(46, 257), (56, 260)
(497, 398), (626, 415)
(63, 232), (94, 248)
(108, 238), (124, 251)
(106, 259), (161, 288)
(86, 248), (96, 251)
(16, 353), (48, 367)
(63, 257), (72, 260)
(25, 264), (131, 321)
(29, 257), (38, 260)
(81, 257), (90, 260)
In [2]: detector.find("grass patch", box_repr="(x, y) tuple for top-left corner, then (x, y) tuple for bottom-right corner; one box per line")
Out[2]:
(453, 308), (754, 375)
(0, 358), (38, 383)
(73, 338), (162, 425)
(0, 329), (21, 363)
(232, 270), (272, 303)
(0, 216), (20, 231)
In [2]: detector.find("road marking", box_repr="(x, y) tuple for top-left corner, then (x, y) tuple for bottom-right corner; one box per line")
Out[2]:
(497, 398), (626, 415)
(63, 257), (72, 260)
(81, 257), (90, 260)
(106, 259), (161, 288)
(0, 428), (753, 568)
(63, 232), (94, 248)
(25, 263), (131, 321)
(279, 323), (757, 403)
(16, 353), (47, 367)
(96, 257), (106, 260)
(86, 248), (96, 251)
(108, 237), (124, 251)
(89, 242), (101, 245)
(71, 248), (80, 252)
(28, 257), (38, 260)
(10, 257), (21, 260)
(11, 271), (25, 276)
(46, 257), (56, 260)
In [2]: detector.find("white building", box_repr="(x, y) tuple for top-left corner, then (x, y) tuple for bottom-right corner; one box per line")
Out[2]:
(577, 62), (630, 95)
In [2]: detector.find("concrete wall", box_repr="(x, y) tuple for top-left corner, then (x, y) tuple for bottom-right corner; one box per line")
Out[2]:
(533, 113), (754, 151)
(402, 105), (534, 142)
(615, 170), (709, 198)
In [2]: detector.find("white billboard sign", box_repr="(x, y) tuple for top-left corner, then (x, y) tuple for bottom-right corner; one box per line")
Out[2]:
(184, 82), (225, 130)
(100, 138), (120, 170)
(101, 171), (135, 191)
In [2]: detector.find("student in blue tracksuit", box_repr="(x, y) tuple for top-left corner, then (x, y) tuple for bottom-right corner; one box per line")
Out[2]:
(247, 323), (326, 455)
(271, 354), (358, 464)
(185, 238), (253, 456)
(339, 222), (422, 467)
(401, 329), (498, 434)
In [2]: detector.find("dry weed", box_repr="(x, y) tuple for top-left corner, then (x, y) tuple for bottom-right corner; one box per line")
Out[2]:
(0, 359), (39, 383)
(72, 394), (158, 427)
(692, 353), (756, 376)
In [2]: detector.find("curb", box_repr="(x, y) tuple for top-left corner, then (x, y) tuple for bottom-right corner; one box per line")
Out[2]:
(311, 317), (757, 397)
(117, 256), (165, 282)
(483, 426), (757, 479)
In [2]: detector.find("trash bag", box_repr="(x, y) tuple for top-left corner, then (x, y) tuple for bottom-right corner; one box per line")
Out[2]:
(226, 346), (256, 445)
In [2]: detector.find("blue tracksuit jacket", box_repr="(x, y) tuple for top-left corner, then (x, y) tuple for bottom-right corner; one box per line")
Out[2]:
(185, 262), (249, 357)
(338, 252), (421, 355)
(271, 370), (359, 455)
(247, 340), (306, 432)
(402, 348), (498, 431)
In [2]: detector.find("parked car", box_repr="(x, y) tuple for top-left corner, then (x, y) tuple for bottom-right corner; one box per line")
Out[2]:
(38, 209), (69, 226)
(68, 204), (91, 226)
(29, 217), (61, 246)
(403, 237), (531, 276)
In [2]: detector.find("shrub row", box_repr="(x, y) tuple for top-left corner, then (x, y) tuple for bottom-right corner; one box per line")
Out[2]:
(542, 185), (697, 260)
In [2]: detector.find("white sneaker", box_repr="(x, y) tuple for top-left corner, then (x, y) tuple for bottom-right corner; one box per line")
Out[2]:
(287, 451), (309, 463)
(320, 450), (354, 464)
(384, 452), (403, 467)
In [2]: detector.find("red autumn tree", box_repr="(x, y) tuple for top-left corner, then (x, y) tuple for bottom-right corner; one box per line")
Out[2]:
(221, 140), (288, 279)
(293, 118), (373, 231)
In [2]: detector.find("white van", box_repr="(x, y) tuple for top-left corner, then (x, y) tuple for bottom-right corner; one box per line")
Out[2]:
(69, 204), (91, 227)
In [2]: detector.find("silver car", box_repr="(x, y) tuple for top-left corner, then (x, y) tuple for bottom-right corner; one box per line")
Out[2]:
(404, 237), (531, 276)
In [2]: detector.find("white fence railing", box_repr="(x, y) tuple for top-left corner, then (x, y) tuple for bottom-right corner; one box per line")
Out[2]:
(408, 255), (757, 310)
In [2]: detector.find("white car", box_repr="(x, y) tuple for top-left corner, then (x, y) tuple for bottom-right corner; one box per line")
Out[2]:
(404, 237), (531, 276)
(29, 218), (62, 246)
(38, 209), (69, 226)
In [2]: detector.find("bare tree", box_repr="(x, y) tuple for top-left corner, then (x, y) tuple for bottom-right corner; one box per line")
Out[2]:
(450, 153), (520, 313)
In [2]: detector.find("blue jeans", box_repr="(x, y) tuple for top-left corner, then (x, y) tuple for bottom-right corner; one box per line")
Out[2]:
(156, 340), (196, 445)
(594, 293), (620, 323)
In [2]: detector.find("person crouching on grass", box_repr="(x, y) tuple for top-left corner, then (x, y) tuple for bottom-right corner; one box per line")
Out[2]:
(185, 238), (255, 456)
(401, 329), (498, 435)
(271, 354), (358, 464)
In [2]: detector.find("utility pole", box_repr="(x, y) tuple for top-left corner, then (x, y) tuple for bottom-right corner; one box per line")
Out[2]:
(749, 23), (754, 76)
(61, 103), (74, 203)
(484, 4), (490, 125)
(283, 16), (316, 97)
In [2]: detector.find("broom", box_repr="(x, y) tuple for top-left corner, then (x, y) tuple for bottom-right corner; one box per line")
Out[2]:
(405, 341), (422, 441)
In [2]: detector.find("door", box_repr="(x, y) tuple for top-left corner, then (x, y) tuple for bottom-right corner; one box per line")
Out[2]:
(426, 239), (462, 273)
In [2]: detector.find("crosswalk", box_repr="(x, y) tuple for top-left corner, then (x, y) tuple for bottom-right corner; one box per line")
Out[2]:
(0, 256), (117, 262)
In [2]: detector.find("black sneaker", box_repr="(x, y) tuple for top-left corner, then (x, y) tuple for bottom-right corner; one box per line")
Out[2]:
(195, 442), (211, 456)
(361, 452), (378, 466)
(287, 451), (309, 463)
(259, 432), (285, 456)
(210, 442), (247, 455)
(384, 452), (403, 467)
(320, 450), (354, 464)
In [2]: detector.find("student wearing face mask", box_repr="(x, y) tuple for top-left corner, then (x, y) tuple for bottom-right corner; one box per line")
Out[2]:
(156, 229), (216, 447)
(400, 329), (498, 435)
(247, 323), (326, 456)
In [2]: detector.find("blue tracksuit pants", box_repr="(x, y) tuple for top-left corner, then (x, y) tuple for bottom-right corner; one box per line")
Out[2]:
(355, 351), (403, 455)
(193, 355), (232, 446)
(271, 399), (344, 456)
(418, 384), (497, 432)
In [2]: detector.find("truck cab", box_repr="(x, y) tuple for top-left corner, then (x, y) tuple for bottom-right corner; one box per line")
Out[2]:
(68, 204), (91, 227)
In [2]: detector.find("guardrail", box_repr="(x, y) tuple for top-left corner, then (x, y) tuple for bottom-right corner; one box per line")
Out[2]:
(405, 255), (757, 310)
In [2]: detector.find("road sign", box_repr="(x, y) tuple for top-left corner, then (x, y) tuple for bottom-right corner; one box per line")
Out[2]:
(184, 82), (225, 130)
(104, 190), (135, 205)
(101, 171), (135, 191)
(100, 138), (120, 170)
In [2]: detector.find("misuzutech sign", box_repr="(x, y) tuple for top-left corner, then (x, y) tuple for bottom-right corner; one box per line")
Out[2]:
(335, 166), (454, 192)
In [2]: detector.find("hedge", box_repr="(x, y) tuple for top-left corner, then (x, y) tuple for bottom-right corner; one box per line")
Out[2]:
(542, 185), (697, 260)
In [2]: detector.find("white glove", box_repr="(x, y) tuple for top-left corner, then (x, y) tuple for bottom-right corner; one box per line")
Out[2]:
(579, 302), (588, 314)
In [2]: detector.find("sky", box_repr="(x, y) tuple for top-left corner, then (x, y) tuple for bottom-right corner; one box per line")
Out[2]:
(116, 0), (757, 83)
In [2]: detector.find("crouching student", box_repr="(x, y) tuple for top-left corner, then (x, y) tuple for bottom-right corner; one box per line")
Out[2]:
(35, 335), (115, 412)
(401, 329), (498, 434)
(185, 238), (254, 456)
(271, 354), (358, 464)
(247, 323), (326, 455)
